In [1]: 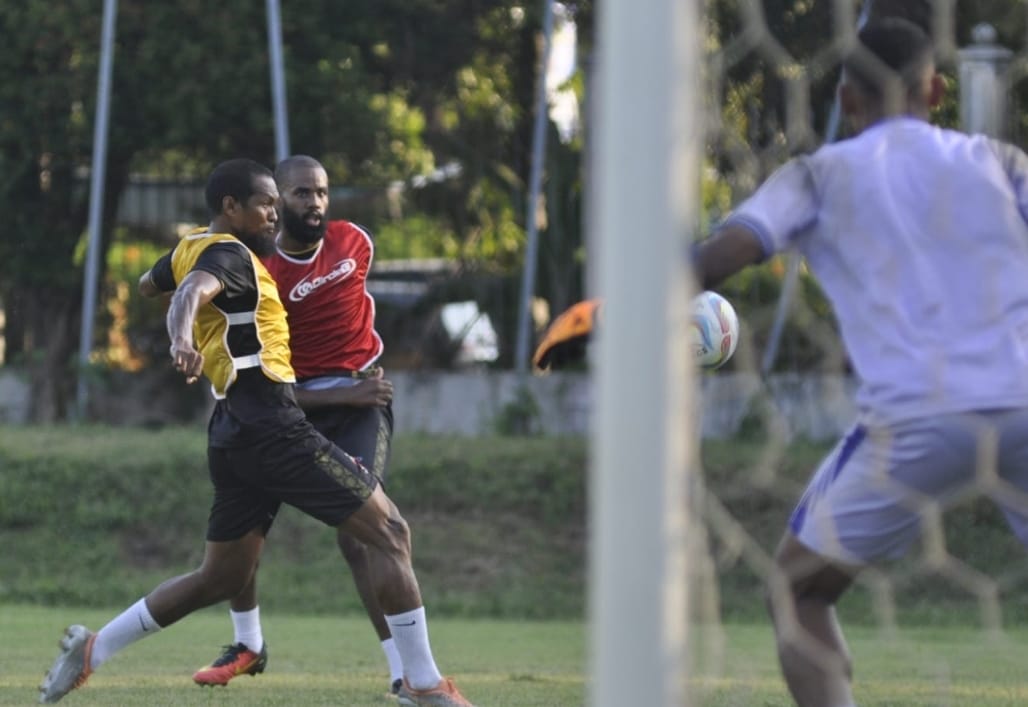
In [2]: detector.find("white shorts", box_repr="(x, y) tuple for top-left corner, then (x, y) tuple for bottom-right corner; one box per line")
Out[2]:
(790, 408), (1028, 565)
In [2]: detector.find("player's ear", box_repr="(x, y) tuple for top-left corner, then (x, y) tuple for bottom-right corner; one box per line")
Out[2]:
(221, 195), (240, 217)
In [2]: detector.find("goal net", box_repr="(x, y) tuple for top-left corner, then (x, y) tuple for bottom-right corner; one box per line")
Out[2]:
(590, 1), (1026, 704)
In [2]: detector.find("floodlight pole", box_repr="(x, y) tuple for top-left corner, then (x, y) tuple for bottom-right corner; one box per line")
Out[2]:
(266, 0), (290, 162)
(75, 0), (118, 421)
(514, 0), (556, 377)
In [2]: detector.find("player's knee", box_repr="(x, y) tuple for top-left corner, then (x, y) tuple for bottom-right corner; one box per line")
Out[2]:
(337, 533), (369, 564)
(370, 511), (411, 560)
(347, 490), (412, 560)
(386, 513), (411, 552)
(765, 559), (836, 622)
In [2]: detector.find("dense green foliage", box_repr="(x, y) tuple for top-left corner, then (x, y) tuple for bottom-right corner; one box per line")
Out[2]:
(0, 2), (593, 418)
(7, 1), (1028, 419)
(0, 426), (588, 619)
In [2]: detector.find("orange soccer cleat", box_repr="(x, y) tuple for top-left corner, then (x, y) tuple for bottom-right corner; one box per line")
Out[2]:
(192, 642), (268, 686)
(395, 676), (475, 707)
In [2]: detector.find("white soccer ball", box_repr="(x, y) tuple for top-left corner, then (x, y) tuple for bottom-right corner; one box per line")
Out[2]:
(691, 290), (739, 369)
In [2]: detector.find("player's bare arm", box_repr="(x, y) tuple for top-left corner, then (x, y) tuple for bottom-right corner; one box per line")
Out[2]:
(166, 270), (223, 385)
(692, 223), (765, 291)
(295, 377), (394, 409)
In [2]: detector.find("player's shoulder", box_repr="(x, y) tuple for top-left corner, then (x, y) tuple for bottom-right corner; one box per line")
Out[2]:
(972, 134), (1028, 176)
(805, 119), (950, 172)
(324, 220), (376, 253)
(326, 219), (374, 239)
(188, 232), (248, 261)
(861, 120), (1022, 173)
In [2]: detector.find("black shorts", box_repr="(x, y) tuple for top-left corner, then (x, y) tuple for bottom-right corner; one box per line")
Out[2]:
(305, 402), (394, 482)
(204, 375), (379, 542)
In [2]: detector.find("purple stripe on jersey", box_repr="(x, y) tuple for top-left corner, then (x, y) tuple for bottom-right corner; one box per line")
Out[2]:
(789, 425), (867, 535)
(721, 215), (776, 261)
(832, 425), (867, 481)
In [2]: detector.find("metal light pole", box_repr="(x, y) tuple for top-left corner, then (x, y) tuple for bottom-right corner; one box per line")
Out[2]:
(266, 0), (291, 162)
(514, 0), (556, 377)
(75, 0), (118, 421)
(759, 0), (872, 376)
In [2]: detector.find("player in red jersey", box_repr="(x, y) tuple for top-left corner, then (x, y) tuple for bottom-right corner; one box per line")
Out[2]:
(192, 156), (421, 700)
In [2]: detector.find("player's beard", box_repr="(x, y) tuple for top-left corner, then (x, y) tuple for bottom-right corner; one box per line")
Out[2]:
(238, 230), (277, 257)
(282, 205), (327, 245)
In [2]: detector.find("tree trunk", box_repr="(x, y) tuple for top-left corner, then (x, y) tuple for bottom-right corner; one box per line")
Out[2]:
(21, 287), (79, 422)
(0, 287), (26, 363)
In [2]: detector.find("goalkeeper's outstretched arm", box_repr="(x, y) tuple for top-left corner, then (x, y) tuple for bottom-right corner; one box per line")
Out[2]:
(692, 223), (765, 291)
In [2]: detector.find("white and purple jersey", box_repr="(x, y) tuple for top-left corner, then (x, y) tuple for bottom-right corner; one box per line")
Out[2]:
(727, 117), (1028, 423)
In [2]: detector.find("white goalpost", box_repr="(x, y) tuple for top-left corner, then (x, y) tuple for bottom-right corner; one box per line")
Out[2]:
(589, 0), (701, 704)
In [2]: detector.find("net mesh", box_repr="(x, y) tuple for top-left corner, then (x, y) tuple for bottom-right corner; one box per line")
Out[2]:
(692, 1), (1028, 703)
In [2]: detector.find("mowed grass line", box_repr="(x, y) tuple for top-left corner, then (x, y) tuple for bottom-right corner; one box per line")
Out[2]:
(6, 608), (1028, 706)
(0, 606), (584, 706)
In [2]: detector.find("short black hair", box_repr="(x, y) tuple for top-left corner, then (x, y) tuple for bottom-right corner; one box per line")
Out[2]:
(863, 0), (932, 37)
(843, 17), (934, 98)
(274, 154), (324, 186)
(204, 158), (274, 215)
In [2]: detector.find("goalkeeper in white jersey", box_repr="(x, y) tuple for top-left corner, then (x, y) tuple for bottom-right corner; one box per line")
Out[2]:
(694, 17), (1028, 707)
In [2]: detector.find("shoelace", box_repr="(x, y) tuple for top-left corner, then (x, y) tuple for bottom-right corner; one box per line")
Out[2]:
(211, 644), (249, 667)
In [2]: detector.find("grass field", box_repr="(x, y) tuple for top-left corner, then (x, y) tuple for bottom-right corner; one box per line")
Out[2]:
(1, 605), (584, 706)
(5, 606), (1028, 706)
(7, 428), (1028, 704)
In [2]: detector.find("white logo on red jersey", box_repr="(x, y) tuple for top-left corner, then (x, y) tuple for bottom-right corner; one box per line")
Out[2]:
(289, 258), (357, 302)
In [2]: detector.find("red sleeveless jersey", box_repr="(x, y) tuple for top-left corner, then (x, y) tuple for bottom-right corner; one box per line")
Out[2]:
(261, 220), (383, 378)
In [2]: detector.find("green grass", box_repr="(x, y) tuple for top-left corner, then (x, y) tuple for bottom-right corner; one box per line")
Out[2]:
(0, 427), (588, 618)
(6, 606), (1028, 706)
(7, 425), (1028, 703)
(1, 605), (585, 706)
(693, 622), (1028, 706)
(4, 425), (1028, 625)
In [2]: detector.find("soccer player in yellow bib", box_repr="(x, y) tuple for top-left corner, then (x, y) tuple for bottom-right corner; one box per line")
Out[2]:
(38, 159), (474, 707)
(194, 155), (403, 696)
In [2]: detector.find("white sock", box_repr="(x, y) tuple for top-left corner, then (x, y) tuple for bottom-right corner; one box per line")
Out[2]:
(90, 598), (162, 670)
(230, 607), (264, 653)
(381, 637), (404, 683)
(385, 607), (442, 689)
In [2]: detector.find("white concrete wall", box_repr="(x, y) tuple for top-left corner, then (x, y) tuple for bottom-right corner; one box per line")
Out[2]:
(0, 368), (859, 441)
(389, 371), (857, 440)
(0, 369), (30, 424)
(390, 370), (592, 436)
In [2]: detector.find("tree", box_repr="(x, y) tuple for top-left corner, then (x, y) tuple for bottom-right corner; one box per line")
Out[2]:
(0, 2), (119, 421)
(0, 1), (350, 419)
(0, 1), (583, 416)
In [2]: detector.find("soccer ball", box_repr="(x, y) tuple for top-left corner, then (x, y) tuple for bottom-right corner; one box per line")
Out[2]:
(691, 290), (739, 369)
